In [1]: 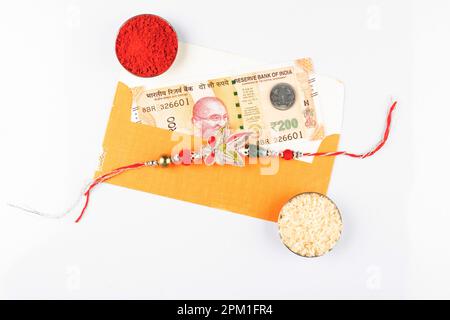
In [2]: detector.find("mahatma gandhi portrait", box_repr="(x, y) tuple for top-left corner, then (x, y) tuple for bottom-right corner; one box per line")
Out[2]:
(192, 97), (229, 139)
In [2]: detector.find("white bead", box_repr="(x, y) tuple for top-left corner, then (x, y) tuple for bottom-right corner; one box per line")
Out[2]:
(240, 148), (249, 156)
(295, 151), (303, 159)
(269, 150), (279, 157)
(191, 152), (202, 160)
(171, 154), (181, 163)
(145, 160), (158, 166)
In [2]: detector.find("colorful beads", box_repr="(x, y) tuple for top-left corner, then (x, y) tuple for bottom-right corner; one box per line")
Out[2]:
(179, 149), (192, 165)
(191, 152), (202, 161)
(208, 136), (216, 146)
(149, 148), (300, 168)
(283, 149), (294, 160)
(248, 144), (259, 158)
(246, 144), (270, 158)
(145, 160), (159, 167)
(259, 147), (269, 157)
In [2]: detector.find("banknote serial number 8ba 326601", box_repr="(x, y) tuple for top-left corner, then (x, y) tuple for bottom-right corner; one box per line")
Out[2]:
(140, 97), (190, 112)
(258, 131), (304, 146)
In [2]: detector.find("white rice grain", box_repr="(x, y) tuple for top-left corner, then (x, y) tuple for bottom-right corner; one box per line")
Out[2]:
(278, 192), (342, 257)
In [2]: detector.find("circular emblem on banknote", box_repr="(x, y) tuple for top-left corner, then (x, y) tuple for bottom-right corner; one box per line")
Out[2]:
(270, 83), (296, 110)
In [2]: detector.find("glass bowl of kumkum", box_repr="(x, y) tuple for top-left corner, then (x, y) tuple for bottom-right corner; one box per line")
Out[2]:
(115, 14), (178, 78)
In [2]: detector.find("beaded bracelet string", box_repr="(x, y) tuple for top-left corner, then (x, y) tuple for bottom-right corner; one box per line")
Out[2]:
(72, 101), (396, 222)
(8, 101), (396, 222)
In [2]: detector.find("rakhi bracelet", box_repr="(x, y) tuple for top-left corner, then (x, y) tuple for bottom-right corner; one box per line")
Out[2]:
(71, 101), (396, 223)
(8, 100), (396, 224)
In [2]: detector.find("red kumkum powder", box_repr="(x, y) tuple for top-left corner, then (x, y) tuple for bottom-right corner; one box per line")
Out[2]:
(115, 14), (178, 77)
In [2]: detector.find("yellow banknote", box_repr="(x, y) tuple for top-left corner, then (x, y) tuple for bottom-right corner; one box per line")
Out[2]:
(131, 58), (324, 145)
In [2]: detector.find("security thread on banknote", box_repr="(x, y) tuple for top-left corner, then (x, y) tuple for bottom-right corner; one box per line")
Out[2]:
(131, 58), (324, 145)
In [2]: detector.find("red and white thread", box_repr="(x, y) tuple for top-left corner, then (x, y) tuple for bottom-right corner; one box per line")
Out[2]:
(9, 101), (397, 223)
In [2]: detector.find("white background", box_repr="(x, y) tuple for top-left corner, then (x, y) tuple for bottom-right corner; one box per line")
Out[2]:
(0, 0), (449, 299)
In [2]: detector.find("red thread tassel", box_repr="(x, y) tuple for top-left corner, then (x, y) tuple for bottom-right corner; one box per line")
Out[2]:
(302, 101), (397, 158)
(75, 162), (146, 223)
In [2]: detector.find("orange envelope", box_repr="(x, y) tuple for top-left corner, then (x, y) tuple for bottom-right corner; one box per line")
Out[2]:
(96, 82), (341, 222)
